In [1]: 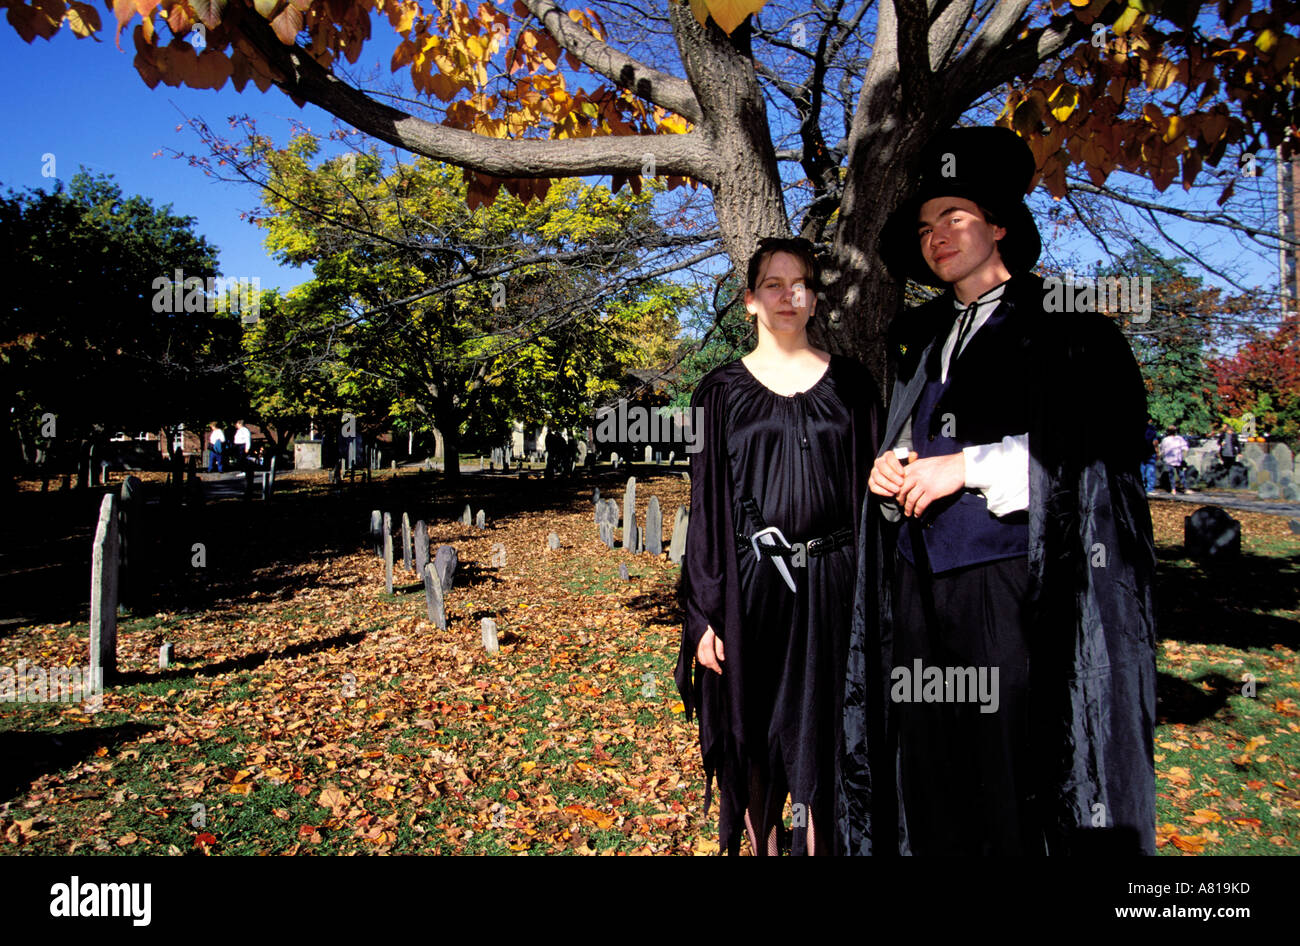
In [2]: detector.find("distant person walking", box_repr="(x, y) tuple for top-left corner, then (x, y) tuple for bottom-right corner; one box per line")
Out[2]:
(233, 420), (252, 468)
(1218, 423), (1238, 471)
(1159, 424), (1189, 494)
(208, 422), (226, 473)
(1142, 417), (1160, 494)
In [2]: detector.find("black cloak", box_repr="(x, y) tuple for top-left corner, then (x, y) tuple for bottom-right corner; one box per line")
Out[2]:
(839, 272), (1158, 855)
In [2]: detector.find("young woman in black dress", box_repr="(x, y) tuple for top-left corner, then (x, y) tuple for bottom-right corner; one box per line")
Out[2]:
(675, 238), (880, 855)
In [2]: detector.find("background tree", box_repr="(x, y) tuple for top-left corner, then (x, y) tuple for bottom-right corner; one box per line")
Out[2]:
(247, 139), (685, 476)
(1211, 312), (1300, 446)
(0, 170), (240, 489)
(9, 0), (1296, 387)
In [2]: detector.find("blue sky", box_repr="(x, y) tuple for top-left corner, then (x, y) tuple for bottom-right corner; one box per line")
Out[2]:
(0, 25), (389, 292)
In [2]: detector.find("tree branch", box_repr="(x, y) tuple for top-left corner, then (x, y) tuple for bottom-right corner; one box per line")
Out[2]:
(231, 9), (710, 183)
(523, 0), (703, 124)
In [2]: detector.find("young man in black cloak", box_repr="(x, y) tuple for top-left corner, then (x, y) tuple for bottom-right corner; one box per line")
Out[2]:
(838, 126), (1158, 855)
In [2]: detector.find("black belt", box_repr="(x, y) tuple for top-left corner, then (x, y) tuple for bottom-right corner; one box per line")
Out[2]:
(735, 527), (853, 558)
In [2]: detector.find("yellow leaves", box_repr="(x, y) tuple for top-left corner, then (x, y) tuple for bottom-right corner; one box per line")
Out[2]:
(1163, 765), (1192, 785)
(1144, 59), (1180, 92)
(564, 805), (615, 830)
(1047, 83), (1078, 122)
(1255, 29), (1277, 54)
(65, 1), (101, 38)
(691, 0), (768, 34)
(318, 786), (348, 815)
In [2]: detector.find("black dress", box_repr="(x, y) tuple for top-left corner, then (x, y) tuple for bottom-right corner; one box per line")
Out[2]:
(675, 354), (879, 855)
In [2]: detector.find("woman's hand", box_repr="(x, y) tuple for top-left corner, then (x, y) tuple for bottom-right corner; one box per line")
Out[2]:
(697, 626), (725, 675)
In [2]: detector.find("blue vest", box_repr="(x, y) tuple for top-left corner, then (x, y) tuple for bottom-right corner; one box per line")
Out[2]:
(898, 316), (1029, 574)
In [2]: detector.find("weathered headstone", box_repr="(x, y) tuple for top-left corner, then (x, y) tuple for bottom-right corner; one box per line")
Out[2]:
(618, 563), (630, 581)
(575, 440), (588, 466)
(401, 513), (413, 572)
(481, 617), (499, 654)
(646, 496), (663, 555)
(158, 643), (174, 669)
(1282, 483), (1299, 501)
(1227, 463), (1250, 489)
(600, 499), (620, 527)
(118, 475), (143, 607)
(668, 506), (689, 564)
(383, 512), (394, 594)
(611, 451), (620, 469)
(644, 445), (653, 464)
(635, 515), (645, 553)
(434, 545), (459, 592)
(370, 509), (383, 557)
(460, 504), (473, 526)
(1184, 506), (1241, 560)
(413, 520), (429, 575)
(624, 516), (639, 554)
(599, 522), (615, 548)
(622, 477), (637, 551)
(1258, 482), (1281, 500)
(668, 451), (676, 466)
(547, 532), (561, 551)
(89, 493), (119, 679)
(1274, 444), (1294, 476)
(422, 563), (447, 630)
(475, 509), (486, 530)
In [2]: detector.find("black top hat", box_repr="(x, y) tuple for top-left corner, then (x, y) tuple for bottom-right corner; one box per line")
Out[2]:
(879, 126), (1042, 287)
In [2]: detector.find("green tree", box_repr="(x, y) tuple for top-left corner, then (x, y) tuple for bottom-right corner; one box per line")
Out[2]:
(247, 140), (684, 476)
(0, 170), (239, 488)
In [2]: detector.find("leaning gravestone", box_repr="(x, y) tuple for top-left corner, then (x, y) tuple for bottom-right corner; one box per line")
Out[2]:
(370, 509), (383, 557)
(461, 505), (473, 526)
(413, 520), (430, 575)
(401, 513), (413, 572)
(668, 506), (689, 564)
(622, 477), (637, 551)
(1184, 506), (1241, 560)
(434, 545), (459, 592)
(599, 522), (615, 549)
(481, 617), (499, 654)
(90, 493), (119, 679)
(547, 532), (561, 551)
(475, 509), (487, 530)
(422, 563), (447, 630)
(383, 513), (394, 594)
(645, 496), (663, 555)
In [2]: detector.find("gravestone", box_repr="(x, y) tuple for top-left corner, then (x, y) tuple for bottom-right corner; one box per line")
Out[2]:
(644, 445), (653, 464)
(422, 563), (447, 630)
(611, 452), (620, 469)
(1227, 464), (1250, 489)
(118, 476), (143, 607)
(413, 520), (430, 575)
(1184, 506), (1241, 560)
(599, 522), (614, 549)
(158, 643), (174, 669)
(1282, 483), (1299, 501)
(622, 477), (637, 552)
(370, 510), (383, 557)
(90, 493), (119, 679)
(481, 617), (499, 654)
(635, 515), (645, 553)
(1289, 519), (1300, 535)
(1258, 454), (1280, 483)
(267, 456), (277, 498)
(624, 515), (639, 554)
(401, 513), (413, 572)
(1243, 442), (1266, 466)
(575, 440), (588, 466)
(601, 499), (620, 527)
(434, 545), (459, 592)
(461, 505), (473, 526)
(668, 506), (689, 564)
(668, 451), (675, 466)
(1274, 444), (1294, 476)
(547, 532), (561, 551)
(1258, 482), (1281, 500)
(645, 496), (663, 555)
(618, 563), (630, 581)
(475, 509), (486, 530)
(383, 513), (394, 594)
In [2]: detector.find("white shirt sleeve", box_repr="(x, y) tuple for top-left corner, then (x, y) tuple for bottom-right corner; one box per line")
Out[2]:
(962, 433), (1029, 516)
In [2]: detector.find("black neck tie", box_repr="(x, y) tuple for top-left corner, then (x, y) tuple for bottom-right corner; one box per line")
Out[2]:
(952, 300), (979, 363)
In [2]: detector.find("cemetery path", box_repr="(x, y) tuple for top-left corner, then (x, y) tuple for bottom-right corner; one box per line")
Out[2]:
(1151, 488), (1300, 520)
